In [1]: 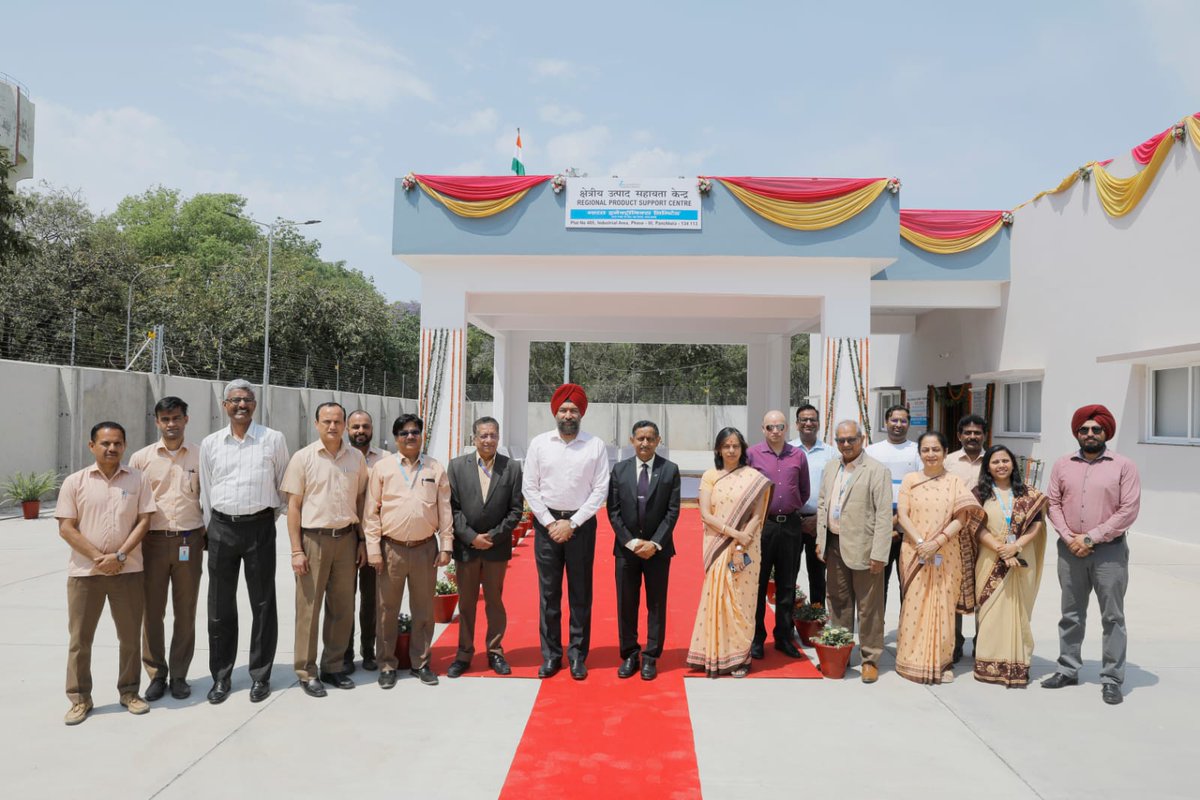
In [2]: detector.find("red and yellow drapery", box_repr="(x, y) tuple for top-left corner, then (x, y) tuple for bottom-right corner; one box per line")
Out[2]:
(706, 176), (891, 231)
(412, 174), (552, 218)
(900, 209), (1006, 255)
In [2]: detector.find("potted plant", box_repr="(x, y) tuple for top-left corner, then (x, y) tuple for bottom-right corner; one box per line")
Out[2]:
(813, 625), (855, 679)
(794, 599), (829, 647)
(3, 470), (61, 520)
(393, 613), (413, 669)
(433, 569), (459, 624)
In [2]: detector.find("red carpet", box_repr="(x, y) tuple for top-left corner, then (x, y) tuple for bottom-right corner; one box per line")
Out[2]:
(430, 509), (821, 798)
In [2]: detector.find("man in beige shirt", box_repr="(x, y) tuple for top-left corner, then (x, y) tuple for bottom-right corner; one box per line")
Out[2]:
(340, 408), (386, 673)
(56, 421), (156, 725)
(944, 413), (987, 662)
(281, 402), (369, 698)
(364, 413), (453, 689)
(128, 396), (205, 702)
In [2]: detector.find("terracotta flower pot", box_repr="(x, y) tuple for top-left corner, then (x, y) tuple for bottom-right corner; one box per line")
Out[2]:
(766, 579), (776, 605)
(794, 619), (824, 648)
(21, 501), (40, 520)
(433, 593), (459, 623)
(393, 632), (412, 669)
(814, 642), (854, 679)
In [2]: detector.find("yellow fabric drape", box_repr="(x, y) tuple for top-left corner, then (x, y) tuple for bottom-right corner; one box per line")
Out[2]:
(717, 178), (888, 231)
(900, 220), (1004, 255)
(1092, 134), (1174, 218)
(1187, 115), (1200, 155)
(1016, 170), (1080, 210)
(418, 182), (531, 218)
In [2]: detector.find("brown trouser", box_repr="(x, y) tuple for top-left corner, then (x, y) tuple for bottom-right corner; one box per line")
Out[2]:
(141, 530), (205, 681)
(454, 558), (508, 661)
(66, 572), (144, 704)
(826, 534), (885, 667)
(294, 529), (358, 681)
(376, 537), (436, 672)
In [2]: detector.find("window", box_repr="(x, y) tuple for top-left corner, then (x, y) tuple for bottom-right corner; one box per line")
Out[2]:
(1149, 365), (1200, 443)
(877, 389), (902, 432)
(1001, 379), (1042, 435)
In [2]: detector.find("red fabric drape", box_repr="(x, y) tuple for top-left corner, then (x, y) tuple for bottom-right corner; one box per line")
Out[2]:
(1131, 128), (1172, 166)
(413, 175), (552, 201)
(899, 209), (1005, 239)
(706, 176), (885, 202)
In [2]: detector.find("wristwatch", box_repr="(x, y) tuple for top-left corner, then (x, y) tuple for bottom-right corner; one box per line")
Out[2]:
(116, 551), (127, 564)
(1082, 536), (1095, 548)
(568, 520), (578, 531)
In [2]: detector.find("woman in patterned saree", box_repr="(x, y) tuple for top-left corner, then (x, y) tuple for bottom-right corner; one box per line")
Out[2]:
(895, 431), (985, 684)
(686, 427), (771, 678)
(972, 445), (1048, 687)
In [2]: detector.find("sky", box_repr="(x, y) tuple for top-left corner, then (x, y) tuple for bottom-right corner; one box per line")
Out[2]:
(4, 1), (1197, 302)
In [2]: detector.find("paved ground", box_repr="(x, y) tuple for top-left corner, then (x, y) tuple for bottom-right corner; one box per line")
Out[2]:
(1, 511), (1195, 799)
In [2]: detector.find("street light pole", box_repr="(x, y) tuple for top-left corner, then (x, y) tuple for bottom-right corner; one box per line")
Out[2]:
(125, 263), (173, 369)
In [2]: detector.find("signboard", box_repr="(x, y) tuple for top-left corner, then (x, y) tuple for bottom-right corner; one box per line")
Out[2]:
(908, 391), (928, 428)
(565, 178), (701, 229)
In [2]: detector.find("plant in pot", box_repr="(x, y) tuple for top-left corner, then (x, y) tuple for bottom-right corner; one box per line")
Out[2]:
(3, 470), (61, 520)
(794, 598), (829, 648)
(813, 625), (855, 679)
(433, 569), (459, 624)
(393, 613), (413, 669)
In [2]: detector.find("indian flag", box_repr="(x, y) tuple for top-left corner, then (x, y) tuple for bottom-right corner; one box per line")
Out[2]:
(511, 129), (525, 176)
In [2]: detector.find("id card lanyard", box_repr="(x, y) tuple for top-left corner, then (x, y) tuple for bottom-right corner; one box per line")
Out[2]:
(398, 454), (423, 491)
(831, 463), (852, 520)
(996, 489), (1015, 543)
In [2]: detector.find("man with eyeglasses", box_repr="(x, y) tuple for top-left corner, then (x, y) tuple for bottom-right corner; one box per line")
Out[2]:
(789, 404), (832, 610)
(1042, 405), (1140, 705)
(199, 379), (290, 704)
(364, 414), (453, 689)
(746, 410), (810, 659)
(815, 421), (893, 683)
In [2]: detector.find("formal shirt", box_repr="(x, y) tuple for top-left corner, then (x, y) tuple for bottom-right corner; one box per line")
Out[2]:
(280, 440), (369, 529)
(199, 422), (289, 523)
(826, 452), (864, 535)
(522, 429), (610, 528)
(55, 464), (155, 577)
(747, 441), (810, 516)
(476, 451), (496, 498)
(945, 449), (984, 488)
(1047, 448), (1141, 544)
(865, 439), (921, 508)
(363, 453), (453, 557)
(128, 439), (203, 531)
(360, 445), (386, 470)
(625, 455), (662, 552)
(789, 437), (834, 515)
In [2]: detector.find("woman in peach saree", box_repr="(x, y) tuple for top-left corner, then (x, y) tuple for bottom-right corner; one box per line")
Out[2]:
(686, 427), (771, 678)
(895, 431), (985, 685)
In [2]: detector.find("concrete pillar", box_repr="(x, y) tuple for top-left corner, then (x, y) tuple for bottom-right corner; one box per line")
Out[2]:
(492, 331), (530, 457)
(418, 280), (467, 465)
(745, 341), (768, 444)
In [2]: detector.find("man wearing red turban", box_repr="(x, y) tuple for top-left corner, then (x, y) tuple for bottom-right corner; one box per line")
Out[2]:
(522, 383), (610, 680)
(1043, 404), (1140, 705)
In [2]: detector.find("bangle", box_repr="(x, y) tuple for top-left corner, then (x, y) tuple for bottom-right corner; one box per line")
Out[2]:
(290, 550), (304, 557)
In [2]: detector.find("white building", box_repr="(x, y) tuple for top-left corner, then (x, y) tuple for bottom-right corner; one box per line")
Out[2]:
(0, 72), (34, 186)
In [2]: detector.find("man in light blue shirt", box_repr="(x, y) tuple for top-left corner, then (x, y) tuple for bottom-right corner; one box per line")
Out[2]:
(790, 404), (833, 608)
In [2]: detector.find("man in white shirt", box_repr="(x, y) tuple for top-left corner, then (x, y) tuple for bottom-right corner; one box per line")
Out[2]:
(199, 379), (290, 705)
(864, 404), (921, 612)
(522, 384), (610, 681)
(789, 404), (833, 609)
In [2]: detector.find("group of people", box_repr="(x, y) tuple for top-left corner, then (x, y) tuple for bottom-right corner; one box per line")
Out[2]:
(54, 378), (1140, 726)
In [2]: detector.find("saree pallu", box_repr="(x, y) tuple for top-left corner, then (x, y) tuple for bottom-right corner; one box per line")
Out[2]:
(973, 490), (1048, 686)
(895, 471), (985, 684)
(686, 467), (771, 676)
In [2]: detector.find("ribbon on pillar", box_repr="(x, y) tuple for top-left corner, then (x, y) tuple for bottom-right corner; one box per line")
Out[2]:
(822, 337), (871, 443)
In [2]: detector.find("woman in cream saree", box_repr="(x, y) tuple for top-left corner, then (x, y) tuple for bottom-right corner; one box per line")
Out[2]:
(687, 428), (771, 678)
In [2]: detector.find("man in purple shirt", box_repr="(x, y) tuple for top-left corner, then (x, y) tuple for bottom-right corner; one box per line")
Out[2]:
(1042, 404), (1140, 705)
(746, 410), (810, 659)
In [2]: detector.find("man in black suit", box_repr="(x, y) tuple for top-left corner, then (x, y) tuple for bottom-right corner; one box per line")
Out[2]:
(445, 417), (524, 678)
(607, 420), (681, 681)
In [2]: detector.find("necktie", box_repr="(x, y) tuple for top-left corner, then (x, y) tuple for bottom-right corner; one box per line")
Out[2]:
(637, 462), (650, 531)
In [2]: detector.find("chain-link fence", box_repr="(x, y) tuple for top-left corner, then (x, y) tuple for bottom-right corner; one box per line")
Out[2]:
(465, 383), (749, 405)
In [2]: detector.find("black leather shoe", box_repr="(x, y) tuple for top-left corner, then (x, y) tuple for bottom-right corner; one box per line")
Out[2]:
(145, 677), (167, 702)
(410, 666), (439, 686)
(342, 658), (357, 676)
(300, 678), (327, 698)
(774, 639), (803, 659)
(640, 657), (657, 681)
(1102, 684), (1123, 705)
(362, 656), (378, 672)
(489, 653), (512, 675)
(207, 680), (231, 705)
(570, 659), (588, 681)
(249, 680), (271, 702)
(319, 671), (355, 690)
(750, 642), (765, 660)
(537, 659), (561, 679)
(1041, 672), (1078, 689)
(378, 670), (397, 690)
(446, 660), (470, 679)
(170, 678), (191, 700)
(617, 654), (640, 679)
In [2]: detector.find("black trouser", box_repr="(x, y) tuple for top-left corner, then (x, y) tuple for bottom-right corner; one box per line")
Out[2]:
(340, 563), (377, 661)
(534, 511), (597, 663)
(615, 551), (671, 660)
(798, 514), (826, 605)
(882, 530), (903, 612)
(754, 513), (802, 645)
(206, 511), (278, 684)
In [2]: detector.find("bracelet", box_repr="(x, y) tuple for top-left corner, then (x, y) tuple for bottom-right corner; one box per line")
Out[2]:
(291, 550), (304, 557)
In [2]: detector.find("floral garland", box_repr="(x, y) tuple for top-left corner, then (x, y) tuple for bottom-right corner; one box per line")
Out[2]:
(847, 338), (872, 441)
(401, 172), (417, 192)
(1000, 211), (1014, 225)
(421, 328), (450, 455)
(886, 177), (901, 194)
(697, 177), (713, 195)
(824, 339), (843, 444)
(1172, 123), (1185, 143)
(551, 174), (567, 194)
(1077, 165), (1093, 182)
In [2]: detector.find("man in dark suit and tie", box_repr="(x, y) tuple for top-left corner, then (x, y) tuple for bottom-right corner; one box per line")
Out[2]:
(445, 417), (524, 678)
(607, 420), (681, 681)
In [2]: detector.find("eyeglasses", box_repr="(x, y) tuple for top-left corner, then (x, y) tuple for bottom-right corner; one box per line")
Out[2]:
(764, 424), (786, 432)
(1077, 425), (1105, 435)
(797, 418), (819, 425)
(397, 430), (422, 438)
(834, 437), (860, 445)
(224, 398), (255, 406)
